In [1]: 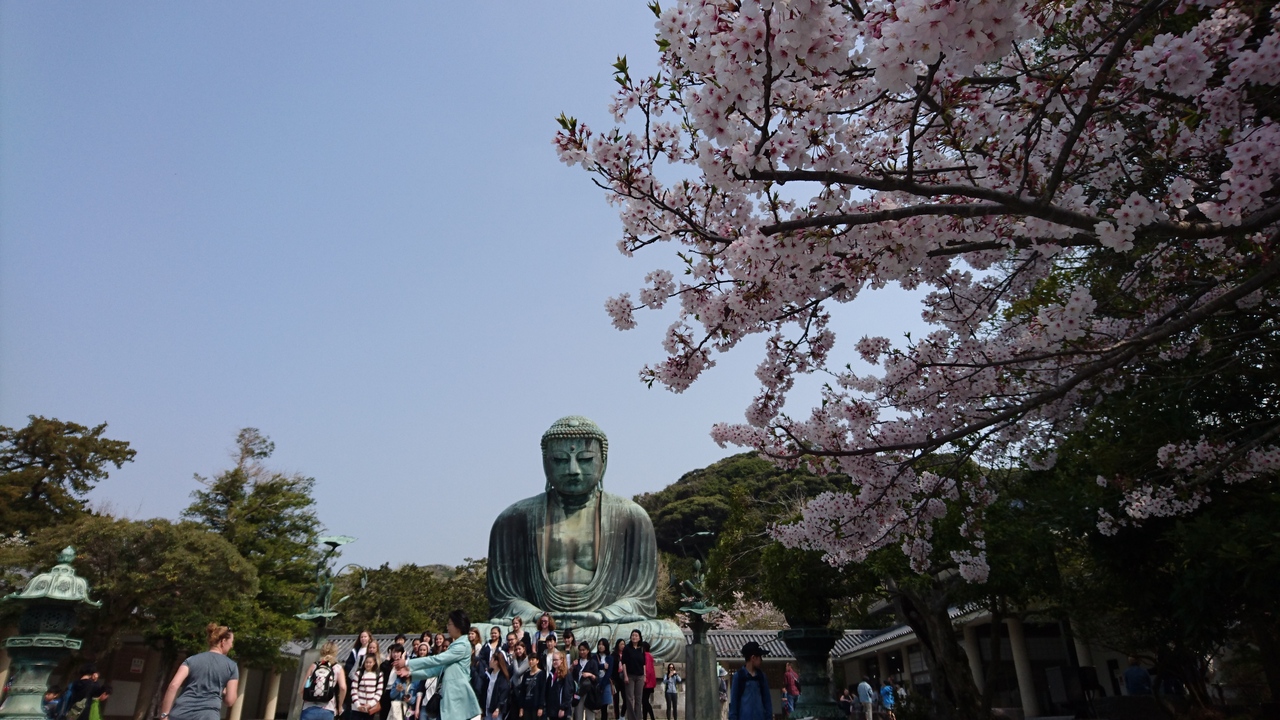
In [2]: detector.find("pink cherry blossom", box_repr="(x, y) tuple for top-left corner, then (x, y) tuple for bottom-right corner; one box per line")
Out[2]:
(558, 0), (1280, 580)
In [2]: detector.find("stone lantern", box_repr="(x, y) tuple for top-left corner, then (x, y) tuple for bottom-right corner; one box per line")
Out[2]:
(0, 547), (100, 720)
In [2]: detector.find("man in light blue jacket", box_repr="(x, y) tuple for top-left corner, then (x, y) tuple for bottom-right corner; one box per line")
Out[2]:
(396, 611), (482, 720)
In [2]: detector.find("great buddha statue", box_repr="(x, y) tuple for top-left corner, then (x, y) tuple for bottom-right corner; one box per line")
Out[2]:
(484, 416), (685, 661)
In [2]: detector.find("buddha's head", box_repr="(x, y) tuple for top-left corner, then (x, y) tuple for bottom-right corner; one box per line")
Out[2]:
(541, 416), (608, 497)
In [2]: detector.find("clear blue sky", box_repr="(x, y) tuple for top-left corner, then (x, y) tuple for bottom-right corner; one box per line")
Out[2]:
(0, 1), (922, 570)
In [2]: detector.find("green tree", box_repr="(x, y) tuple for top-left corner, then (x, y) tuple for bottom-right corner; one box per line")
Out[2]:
(0, 513), (258, 709)
(335, 559), (487, 635)
(182, 428), (321, 669)
(1038, 319), (1280, 707)
(0, 417), (135, 536)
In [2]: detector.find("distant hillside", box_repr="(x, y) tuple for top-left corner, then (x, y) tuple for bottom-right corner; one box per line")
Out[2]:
(634, 452), (847, 555)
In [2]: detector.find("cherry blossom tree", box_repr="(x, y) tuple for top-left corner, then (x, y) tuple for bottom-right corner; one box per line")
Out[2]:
(556, 0), (1280, 578)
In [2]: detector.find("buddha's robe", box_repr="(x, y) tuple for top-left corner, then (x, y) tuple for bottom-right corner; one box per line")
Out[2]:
(485, 489), (685, 661)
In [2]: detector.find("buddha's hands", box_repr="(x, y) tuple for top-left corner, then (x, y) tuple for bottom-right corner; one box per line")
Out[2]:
(557, 611), (604, 627)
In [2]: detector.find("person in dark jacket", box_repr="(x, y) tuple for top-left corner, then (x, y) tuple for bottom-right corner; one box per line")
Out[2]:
(381, 644), (406, 720)
(546, 655), (574, 720)
(610, 641), (627, 720)
(63, 665), (101, 720)
(728, 642), (771, 720)
(593, 640), (614, 720)
(571, 644), (601, 720)
(481, 652), (512, 720)
(520, 654), (548, 719)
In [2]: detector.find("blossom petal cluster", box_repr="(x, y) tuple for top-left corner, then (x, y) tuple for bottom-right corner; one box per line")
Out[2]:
(556, 0), (1280, 580)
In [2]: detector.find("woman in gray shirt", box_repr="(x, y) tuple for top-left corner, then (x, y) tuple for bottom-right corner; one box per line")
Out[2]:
(160, 624), (240, 720)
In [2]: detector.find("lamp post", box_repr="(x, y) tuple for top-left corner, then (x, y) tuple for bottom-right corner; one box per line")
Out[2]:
(288, 537), (365, 720)
(0, 548), (100, 720)
(673, 532), (719, 720)
(295, 536), (366, 648)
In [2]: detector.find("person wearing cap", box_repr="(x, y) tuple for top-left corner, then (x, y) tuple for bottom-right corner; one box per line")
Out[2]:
(716, 666), (728, 720)
(728, 642), (771, 720)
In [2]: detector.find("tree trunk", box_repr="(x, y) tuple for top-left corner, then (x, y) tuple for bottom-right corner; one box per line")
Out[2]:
(890, 582), (984, 720)
(140, 643), (179, 720)
(980, 602), (1005, 719)
(1250, 618), (1280, 703)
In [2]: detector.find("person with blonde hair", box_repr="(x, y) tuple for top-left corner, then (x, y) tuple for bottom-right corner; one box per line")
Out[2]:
(160, 624), (239, 720)
(546, 654), (572, 720)
(301, 641), (348, 720)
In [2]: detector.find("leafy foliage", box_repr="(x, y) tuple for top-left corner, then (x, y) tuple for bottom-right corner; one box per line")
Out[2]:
(182, 428), (321, 669)
(561, 0), (1280, 582)
(637, 452), (846, 555)
(0, 417), (135, 536)
(0, 515), (257, 660)
(334, 559), (488, 635)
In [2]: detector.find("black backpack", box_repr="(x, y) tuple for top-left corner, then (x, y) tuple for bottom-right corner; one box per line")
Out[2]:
(303, 661), (339, 703)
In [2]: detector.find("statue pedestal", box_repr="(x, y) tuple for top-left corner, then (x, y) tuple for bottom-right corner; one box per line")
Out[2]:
(684, 643), (719, 720)
(779, 628), (843, 719)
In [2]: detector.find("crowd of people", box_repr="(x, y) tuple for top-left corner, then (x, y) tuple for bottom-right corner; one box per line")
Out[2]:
(299, 611), (682, 720)
(726, 644), (903, 720)
(836, 677), (901, 720)
(47, 612), (905, 720)
(41, 665), (114, 720)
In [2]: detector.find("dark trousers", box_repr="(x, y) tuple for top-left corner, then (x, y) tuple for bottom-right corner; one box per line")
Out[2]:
(642, 688), (655, 720)
(613, 680), (627, 720)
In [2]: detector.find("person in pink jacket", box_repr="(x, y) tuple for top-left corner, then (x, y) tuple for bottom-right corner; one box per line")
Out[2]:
(641, 644), (656, 720)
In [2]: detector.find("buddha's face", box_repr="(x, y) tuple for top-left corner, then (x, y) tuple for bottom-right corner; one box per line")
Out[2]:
(543, 437), (604, 497)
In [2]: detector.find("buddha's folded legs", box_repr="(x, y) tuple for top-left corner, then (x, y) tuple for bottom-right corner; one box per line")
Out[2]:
(564, 619), (687, 663)
(473, 618), (686, 662)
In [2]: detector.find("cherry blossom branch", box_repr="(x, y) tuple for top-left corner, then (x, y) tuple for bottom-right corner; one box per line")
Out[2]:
(1042, 0), (1170, 200)
(775, 252), (1280, 460)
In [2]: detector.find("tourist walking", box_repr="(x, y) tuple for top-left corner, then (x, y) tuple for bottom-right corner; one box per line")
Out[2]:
(299, 641), (348, 720)
(160, 624), (240, 720)
(396, 610), (483, 720)
(620, 632), (646, 720)
(879, 680), (895, 720)
(1124, 657), (1153, 696)
(782, 664), (799, 719)
(641, 645), (656, 720)
(855, 678), (874, 720)
(717, 666), (728, 720)
(727, 642), (770, 720)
